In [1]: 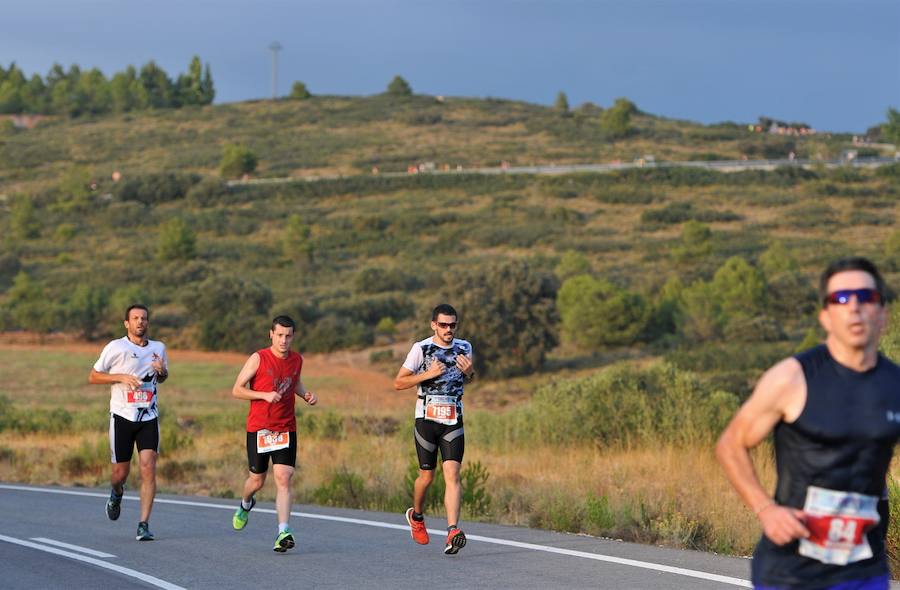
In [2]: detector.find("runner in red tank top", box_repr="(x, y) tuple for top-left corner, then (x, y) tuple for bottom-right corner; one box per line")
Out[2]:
(230, 315), (318, 552)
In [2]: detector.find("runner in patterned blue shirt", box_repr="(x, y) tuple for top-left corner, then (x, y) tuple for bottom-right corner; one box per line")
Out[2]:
(395, 303), (474, 555)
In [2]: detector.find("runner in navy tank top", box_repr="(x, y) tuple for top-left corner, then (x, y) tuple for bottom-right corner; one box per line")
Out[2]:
(717, 257), (900, 590)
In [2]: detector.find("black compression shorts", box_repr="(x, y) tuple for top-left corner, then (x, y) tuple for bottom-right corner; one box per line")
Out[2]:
(246, 431), (298, 474)
(109, 414), (159, 463)
(414, 418), (464, 470)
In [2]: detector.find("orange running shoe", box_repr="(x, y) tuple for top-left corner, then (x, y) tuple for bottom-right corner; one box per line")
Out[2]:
(444, 527), (467, 555)
(405, 508), (429, 545)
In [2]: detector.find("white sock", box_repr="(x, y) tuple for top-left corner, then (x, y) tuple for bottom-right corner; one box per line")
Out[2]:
(278, 522), (289, 533)
(241, 499), (253, 511)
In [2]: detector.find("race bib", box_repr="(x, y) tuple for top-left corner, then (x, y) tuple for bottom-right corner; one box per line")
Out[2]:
(126, 383), (155, 408)
(424, 395), (458, 425)
(256, 430), (290, 453)
(799, 486), (880, 565)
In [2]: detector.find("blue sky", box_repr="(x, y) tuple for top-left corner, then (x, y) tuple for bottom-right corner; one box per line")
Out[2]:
(2, 0), (898, 132)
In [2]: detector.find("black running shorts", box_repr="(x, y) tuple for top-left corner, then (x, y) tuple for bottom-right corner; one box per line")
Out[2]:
(414, 418), (464, 470)
(246, 431), (298, 474)
(109, 414), (159, 463)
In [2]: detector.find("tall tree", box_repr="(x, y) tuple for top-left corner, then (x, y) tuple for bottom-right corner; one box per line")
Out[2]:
(139, 61), (174, 108)
(200, 63), (215, 105)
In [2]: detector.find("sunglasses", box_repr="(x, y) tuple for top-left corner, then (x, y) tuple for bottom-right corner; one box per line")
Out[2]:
(436, 322), (457, 330)
(823, 288), (882, 306)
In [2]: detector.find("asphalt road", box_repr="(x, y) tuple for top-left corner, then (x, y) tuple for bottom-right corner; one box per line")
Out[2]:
(0, 483), (759, 590)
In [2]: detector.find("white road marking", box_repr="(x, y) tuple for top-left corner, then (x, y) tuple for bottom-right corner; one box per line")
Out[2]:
(0, 484), (751, 588)
(0, 534), (185, 590)
(30, 536), (116, 558)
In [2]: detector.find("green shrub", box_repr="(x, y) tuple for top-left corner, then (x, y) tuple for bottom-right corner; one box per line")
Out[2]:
(519, 362), (739, 447)
(115, 172), (200, 205)
(219, 144), (258, 178)
(290, 81), (311, 100)
(156, 218), (196, 261)
(558, 275), (649, 347)
(313, 467), (368, 508)
(446, 260), (559, 378)
(186, 177), (230, 206)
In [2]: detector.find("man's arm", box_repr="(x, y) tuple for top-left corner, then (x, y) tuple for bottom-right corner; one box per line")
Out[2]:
(394, 362), (444, 391)
(715, 357), (809, 545)
(89, 368), (141, 390)
(231, 353), (280, 403)
(295, 377), (318, 405)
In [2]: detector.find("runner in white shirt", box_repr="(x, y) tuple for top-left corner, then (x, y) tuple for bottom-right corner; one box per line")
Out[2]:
(395, 303), (474, 555)
(89, 304), (168, 542)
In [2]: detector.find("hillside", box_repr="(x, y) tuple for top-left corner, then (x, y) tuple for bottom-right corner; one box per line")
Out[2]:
(0, 94), (867, 195)
(0, 94), (898, 397)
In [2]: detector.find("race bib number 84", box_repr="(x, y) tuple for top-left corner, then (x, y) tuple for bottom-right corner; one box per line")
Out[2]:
(799, 486), (880, 566)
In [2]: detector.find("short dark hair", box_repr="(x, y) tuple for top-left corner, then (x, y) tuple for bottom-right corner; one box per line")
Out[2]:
(819, 257), (886, 305)
(432, 303), (458, 321)
(271, 315), (296, 331)
(124, 304), (149, 321)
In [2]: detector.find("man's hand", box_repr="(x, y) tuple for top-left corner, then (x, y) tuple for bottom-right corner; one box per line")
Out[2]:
(118, 374), (142, 390)
(263, 390), (282, 404)
(456, 354), (473, 377)
(303, 391), (318, 406)
(758, 504), (809, 545)
(426, 359), (446, 378)
(151, 355), (167, 376)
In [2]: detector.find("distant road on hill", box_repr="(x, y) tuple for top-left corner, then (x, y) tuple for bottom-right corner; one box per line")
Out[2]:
(228, 156), (899, 187)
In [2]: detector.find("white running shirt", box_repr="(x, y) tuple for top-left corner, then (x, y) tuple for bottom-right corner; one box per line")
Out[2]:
(93, 336), (168, 422)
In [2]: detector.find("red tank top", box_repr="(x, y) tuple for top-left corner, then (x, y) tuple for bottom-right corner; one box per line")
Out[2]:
(245, 348), (303, 432)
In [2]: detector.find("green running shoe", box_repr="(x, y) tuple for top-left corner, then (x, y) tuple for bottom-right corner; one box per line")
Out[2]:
(232, 497), (256, 531)
(273, 528), (295, 552)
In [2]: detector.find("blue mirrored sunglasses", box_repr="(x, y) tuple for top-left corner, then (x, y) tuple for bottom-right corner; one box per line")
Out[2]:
(823, 288), (882, 306)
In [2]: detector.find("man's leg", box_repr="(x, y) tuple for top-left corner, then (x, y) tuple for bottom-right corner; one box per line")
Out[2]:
(137, 449), (157, 523)
(111, 461), (130, 495)
(272, 464), (296, 552)
(413, 468), (434, 514)
(241, 471), (267, 503)
(272, 464), (294, 526)
(441, 460), (462, 527)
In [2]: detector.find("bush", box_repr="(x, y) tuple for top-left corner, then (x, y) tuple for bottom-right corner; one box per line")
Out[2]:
(313, 467), (368, 508)
(185, 275), (272, 352)
(115, 172), (200, 205)
(353, 267), (421, 294)
(557, 275), (649, 347)
(290, 81), (311, 100)
(219, 144), (258, 178)
(156, 218), (196, 261)
(186, 177), (230, 206)
(521, 362), (739, 447)
(445, 260), (559, 378)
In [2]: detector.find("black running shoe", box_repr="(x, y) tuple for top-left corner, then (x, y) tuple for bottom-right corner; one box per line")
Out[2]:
(136, 521), (154, 541)
(106, 488), (123, 521)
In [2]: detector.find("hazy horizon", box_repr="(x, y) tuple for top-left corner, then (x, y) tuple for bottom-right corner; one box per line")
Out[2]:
(2, 0), (898, 133)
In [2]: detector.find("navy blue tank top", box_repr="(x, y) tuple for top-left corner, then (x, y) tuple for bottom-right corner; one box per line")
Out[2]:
(752, 344), (900, 588)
